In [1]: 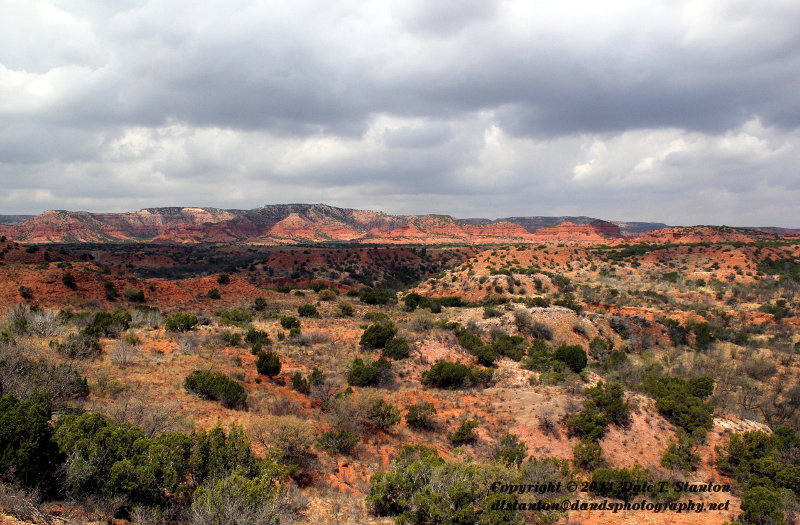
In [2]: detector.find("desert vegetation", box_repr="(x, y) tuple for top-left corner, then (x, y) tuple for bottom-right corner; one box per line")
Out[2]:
(0, 235), (798, 524)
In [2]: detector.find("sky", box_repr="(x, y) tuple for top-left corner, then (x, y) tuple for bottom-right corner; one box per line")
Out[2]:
(1, 0), (799, 226)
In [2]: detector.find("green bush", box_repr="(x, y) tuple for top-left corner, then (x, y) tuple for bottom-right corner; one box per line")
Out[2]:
(256, 350), (281, 377)
(457, 331), (498, 367)
(207, 288), (221, 299)
(367, 445), (525, 524)
(448, 419), (478, 446)
(62, 272), (77, 290)
(661, 433), (700, 472)
(491, 434), (527, 466)
(360, 323), (397, 349)
(298, 304), (320, 318)
(567, 403), (610, 442)
(573, 440), (604, 471)
(347, 357), (392, 387)
(358, 289), (396, 305)
(50, 333), (102, 359)
(279, 315), (300, 330)
(82, 310), (132, 338)
(217, 273), (231, 285)
(192, 470), (284, 525)
(382, 337), (410, 359)
(292, 372), (310, 394)
(421, 361), (493, 390)
(253, 297), (268, 311)
(337, 301), (354, 317)
(586, 382), (631, 427)
(740, 486), (786, 525)
(405, 402), (437, 430)
(245, 327), (270, 346)
(590, 466), (653, 501)
(365, 398), (401, 430)
(164, 312), (199, 332)
(318, 429), (359, 455)
(0, 392), (63, 494)
(124, 287), (145, 302)
(643, 375), (714, 436)
(218, 307), (253, 327)
(489, 334), (526, 361)
(553, 344), (587, 373)
(184, 370), (247, 408)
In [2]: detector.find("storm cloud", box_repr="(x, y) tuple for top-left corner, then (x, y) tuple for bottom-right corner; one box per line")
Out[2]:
(1, 0), (799, 226)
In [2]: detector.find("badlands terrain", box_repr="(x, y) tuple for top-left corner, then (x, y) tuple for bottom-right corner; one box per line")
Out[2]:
(0, 205), (798, 525)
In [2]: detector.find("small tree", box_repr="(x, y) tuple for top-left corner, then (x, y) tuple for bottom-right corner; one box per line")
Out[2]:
(360, 323), (397, 349)
(554, 344), (587, 373)
(365, 398), (401, 430)
(449, 419), (478, 446)
(256, 351), (281, 377)
(62, 272), (77, 290)
(382, 337), (410, 359)
(165, 312), (199, 332)
(405, 402), (437, 430)
(298, 304), (320, 318)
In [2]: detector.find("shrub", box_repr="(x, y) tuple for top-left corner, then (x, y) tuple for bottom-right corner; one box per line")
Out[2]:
(207, 288), (221, 299)
(573, 440), (604, 471)
(337, 301), (354, 317)
(661, 433), (699, 473)
(317, 429), (359, 454)
(740, 486), (786, 525)
(61, 272), (77, 290)
(219, 330), (242, 346)
(405, 402), (437, 430)
(191, 470), (285, 525)
(245, 327), (270, 347)
(217, 273), (231, 285)
(365, 398), (401, 430)
(165, 312), (199, 332)
(279, 316), (300, 330)
(253, 297), (268, 311)
(421, 361), (493, 390)
(256, 350), (281, 377)
(17, 286), (33, 300)
(553, 344), (587, 373)
(642, 375), (714, 437)
(124, 287), (145, 302)
(50, 334), (102, 359)
(318, 289), (337, 301)
(82, 310), (132, 338)
(0, 392), (63, 494)
(489, 334), (526, 361)
(491, 433), (527, 466)
(382, 337), (410, 359)
(590, 466), (653, 501)
(589, 336), (613, 357)
(358, 289), (396, 305)
(103, 281), (118, 301)
(297, 304), (320, 318)
(448, 419), (478, 446)
(347, 357), (392, 387)
(457, 331), (498, 367)
(184, 371), (247, 408)
(367, 445), (524, 523)
(291, 372), (309, 394)
(360, 323), (397, 349)
(567, 403), (610, 442)
(218, 307), (252, 327)
(586, 382), (631, 427)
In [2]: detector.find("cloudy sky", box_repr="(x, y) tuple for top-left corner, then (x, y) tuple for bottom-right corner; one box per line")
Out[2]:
(1, 0), (799, 226)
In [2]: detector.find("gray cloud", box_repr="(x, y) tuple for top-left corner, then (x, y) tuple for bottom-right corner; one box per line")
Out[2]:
(0, 0), (799, 226)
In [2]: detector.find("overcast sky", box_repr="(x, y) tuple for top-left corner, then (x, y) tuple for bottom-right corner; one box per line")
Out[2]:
(1, 1), (799, 226)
